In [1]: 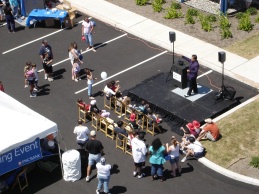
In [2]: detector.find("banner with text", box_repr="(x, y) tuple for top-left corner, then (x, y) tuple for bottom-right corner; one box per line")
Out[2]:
(0, 138), (42, 175)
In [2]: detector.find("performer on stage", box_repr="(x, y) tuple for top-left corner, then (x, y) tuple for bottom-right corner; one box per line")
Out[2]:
(182, 54), (199, 97)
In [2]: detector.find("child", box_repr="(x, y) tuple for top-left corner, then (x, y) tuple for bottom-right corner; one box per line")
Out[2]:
(24, 62), (31, 88)
(31, 63), (39, 91)
(25, 66), (36, 97)
(73, 58), (81, 82)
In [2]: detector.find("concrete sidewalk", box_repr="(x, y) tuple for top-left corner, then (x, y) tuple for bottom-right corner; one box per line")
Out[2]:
(67, 0), (259, 186)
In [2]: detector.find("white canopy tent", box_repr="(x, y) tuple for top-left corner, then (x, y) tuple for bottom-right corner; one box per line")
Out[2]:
(0, 92), (61, 175)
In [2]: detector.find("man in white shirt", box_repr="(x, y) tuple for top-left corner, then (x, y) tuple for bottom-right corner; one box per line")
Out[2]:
(131, 132), (147, 179)
(181, 136), (204, 162)
(96, 157), (111, 194)
(73, 119), (90, 149)
(82, 16), (96, 52)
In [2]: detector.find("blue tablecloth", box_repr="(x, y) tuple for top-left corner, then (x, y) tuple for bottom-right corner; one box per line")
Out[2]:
(26, 9), (68, 27)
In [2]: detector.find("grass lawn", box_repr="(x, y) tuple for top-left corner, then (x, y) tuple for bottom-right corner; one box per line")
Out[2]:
(225, 32), (259, 60)
(202, 98), (259, 168)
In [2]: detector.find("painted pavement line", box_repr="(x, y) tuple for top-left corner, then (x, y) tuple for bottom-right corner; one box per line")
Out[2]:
(2, 21), (84, 55)
(75, 50), (168, 94)
(197, 70), (213, 79)
(37, 33), (127, 73)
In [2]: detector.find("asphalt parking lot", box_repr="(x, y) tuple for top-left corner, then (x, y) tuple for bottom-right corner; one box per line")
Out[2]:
(1, 14), (259, 194)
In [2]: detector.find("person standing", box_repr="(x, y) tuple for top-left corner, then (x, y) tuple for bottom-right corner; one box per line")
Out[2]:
(85, 69), (97, 98)
(96, 157), (111, 194)
(3, 2), (15, 33)
(166, 136), (181, 178)
(82, 16), (96, 52)
(31, 63), (39, 91)
(73, 119), (90, 149)
(182, 54), (199, 97)
(85, 130), (104, 182)
(68, 42), (83, 80)
(39, 40), (53, 80)
(42, 52), (53, 82)
(131, 132), (147, 179)
(148, 138), (166, 181)
(25, 66), (36, 97)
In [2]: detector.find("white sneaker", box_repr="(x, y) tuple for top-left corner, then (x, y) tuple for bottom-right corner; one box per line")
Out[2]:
(44, 74), (48, 80)
(133, 171), (137, 177)
(24, 85), (28, 88)
(30, 94), (36, 98)
(96, 189), (100, 194)
(48, 78), (53, 82)
(75, 79), (78, 82)
(138, 173), (145, 179)
(33, 88), (38, 92)
(182, 150), (187, 154)
(181, 157), (187, 163)
(85, 176), (90, 182)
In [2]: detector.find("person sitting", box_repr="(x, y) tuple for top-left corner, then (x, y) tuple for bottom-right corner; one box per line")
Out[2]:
(186, 122), (198, 138)
(192, 120), (201, 135)
(110, 80), (120, 93)
(129, 108), (138, 130)
(90, 100), (110, 118)
(197, 118), (220, 142)
(181, 136), (204, 162)
(114, 120), (128, 140)
(115, 93), (131, 108)
(103, 82), (116, 98)
(147, 108), (162, 124)
(135, 100), (149, 115)
(77, 98), (91, 111)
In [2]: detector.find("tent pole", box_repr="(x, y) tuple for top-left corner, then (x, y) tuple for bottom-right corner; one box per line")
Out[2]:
(57, 130), (64, 178)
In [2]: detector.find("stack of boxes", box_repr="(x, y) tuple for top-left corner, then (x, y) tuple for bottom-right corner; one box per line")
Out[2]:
(56, 0), (76, 28)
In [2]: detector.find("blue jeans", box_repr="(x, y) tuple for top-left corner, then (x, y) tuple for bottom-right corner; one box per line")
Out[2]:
(97, 176), (110, 193)
(84, 33), (93, 47)
(88, 83), (92, 96)
(151, 164), (163, 177)
(5, 15), (15, 32)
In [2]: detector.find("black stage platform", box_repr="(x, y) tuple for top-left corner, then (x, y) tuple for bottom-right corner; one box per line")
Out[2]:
(127, 72), (258, 134)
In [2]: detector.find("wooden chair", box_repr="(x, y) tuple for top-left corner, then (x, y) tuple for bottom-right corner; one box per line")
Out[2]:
(92, 112), (101, 130)
(106, 118), (115, 140)
(115, 133), (127, 152)
(135, 109), (146, 130)
(124, 105), (132, 121)
(125, 138), (132, 156)
(76, 102), (91, 123)
(103, 92), (115, 110)
(12, 167), (28, 192)
(114, 98), (124, 116)
(99, 117), (108, 135)
(146, 115), (162, 136)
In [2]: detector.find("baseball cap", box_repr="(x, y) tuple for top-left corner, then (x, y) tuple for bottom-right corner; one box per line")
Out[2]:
(100, 157), (106, 165)
(186, 123), (195, 131)
(90, 130), (96, 136)
(192, 120), (200, 128)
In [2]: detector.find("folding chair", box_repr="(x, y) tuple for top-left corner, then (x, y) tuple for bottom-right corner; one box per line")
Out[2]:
(92, 112), (101, 130)
(114, 98), (124, 116)
(146, 116), (162, 136)
(115, 133), (127, 152)
(12, 167), (29, 192)
(106, 118), (115, 140)
(124, 105), (132, 121)
(125, 138), (132, 156)
(99, 117), (108, 135)
(103, 92), (114, 110)
(76, 102), (91, 123)
(135, 109), (146, 130)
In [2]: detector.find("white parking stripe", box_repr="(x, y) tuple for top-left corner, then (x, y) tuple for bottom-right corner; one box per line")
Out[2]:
(197, 70), (213, 79)
(75, 51), (168, 94)
(2, 21), (84, 54)
(37, 33), (127, 72)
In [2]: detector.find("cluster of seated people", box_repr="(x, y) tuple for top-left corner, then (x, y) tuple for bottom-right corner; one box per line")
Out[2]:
(179, 118), (220, 162)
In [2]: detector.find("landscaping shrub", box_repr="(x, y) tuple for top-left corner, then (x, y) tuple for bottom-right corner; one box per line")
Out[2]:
(199, 13), (213, 32)
(238, 13), (253, 31)
(219, 15), (231, 28)
(186, 8), (199, 16)
(171, 2), (181, 9)
(255, 13), (259, 23)
(236, 12), (245, 19)
(135, 0), (149, 6)
(164, 7), (183, 19)
(152, 0), (163, 12)
(246, 7), (257, 15)
(220, 27), (232, 39)
(250, 156), (259, 169)
(185, 13), (195, 24)
(206, 14), (217, 22)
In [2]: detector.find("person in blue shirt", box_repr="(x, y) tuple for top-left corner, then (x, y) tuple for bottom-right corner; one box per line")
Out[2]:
(148, 138), (166, 182)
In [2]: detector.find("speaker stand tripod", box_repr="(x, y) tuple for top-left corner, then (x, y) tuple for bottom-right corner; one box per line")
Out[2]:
(166, 41), (175, 82)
